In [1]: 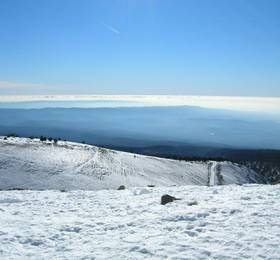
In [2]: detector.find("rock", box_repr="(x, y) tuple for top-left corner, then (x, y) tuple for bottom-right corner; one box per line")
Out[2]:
(8, 188), (26, 191)
(117, 185), (126, 190)
(161, 194), (181, 205)
(187, 200), (198, 206)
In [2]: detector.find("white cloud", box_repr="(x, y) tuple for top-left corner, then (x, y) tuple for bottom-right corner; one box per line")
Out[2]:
(0, 81), (44, 88)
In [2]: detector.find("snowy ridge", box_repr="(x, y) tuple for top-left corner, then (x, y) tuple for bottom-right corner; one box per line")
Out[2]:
(0, 137), (261, 190)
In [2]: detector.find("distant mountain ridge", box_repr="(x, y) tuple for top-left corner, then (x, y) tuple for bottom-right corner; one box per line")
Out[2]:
(0, 106), (279, 149)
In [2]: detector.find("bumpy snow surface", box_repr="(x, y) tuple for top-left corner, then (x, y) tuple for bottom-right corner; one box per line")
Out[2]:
(0, 137), (261, 190)
(0, 185), (279, 259)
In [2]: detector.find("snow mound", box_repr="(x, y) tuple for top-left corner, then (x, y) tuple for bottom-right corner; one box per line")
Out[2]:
(0, 137), (262, 190)
(133, 187), (152, 196)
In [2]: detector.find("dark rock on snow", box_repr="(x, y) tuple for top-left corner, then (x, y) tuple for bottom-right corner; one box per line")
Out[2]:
(187, 200), (198, 206)
(161, 194), (181, 205)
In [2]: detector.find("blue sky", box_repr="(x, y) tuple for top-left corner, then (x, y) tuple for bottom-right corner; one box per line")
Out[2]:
(0, 0), (279, 96)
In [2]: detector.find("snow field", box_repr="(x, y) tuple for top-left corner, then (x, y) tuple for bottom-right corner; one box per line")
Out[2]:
(0, 184), (279, 259)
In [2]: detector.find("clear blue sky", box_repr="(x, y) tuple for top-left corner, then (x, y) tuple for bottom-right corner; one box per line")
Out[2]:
(0, 0), (279, 96)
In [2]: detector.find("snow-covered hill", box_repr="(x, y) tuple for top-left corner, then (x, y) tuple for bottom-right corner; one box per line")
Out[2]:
(0, 185), (279, 259)
(0, 137), (263, 190)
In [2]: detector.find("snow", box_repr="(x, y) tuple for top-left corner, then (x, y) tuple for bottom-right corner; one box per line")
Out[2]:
(0, 137), (277, 259)
(209, 161), (217, 186)
(0, 137), (262, 190)
(0, 184), (279, 259)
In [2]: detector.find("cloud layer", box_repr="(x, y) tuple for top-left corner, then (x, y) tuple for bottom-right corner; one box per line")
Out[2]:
(0, 81), (44, 88)
(0, 95), (279, 115)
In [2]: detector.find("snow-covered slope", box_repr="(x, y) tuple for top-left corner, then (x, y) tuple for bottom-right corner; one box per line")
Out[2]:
(0, 137), (262, 190)
(0, 185), (279, 259)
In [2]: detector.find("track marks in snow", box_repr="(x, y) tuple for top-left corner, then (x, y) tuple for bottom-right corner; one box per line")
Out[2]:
(208, 161), (224, 186)
(209, 161), (217, 186)
(208, 161), (217, 186)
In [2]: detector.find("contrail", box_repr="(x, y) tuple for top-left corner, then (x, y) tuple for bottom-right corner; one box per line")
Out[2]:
(101, 22), (120, 35)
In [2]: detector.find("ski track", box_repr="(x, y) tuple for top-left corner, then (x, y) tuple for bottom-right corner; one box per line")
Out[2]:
(0, 185), (280, 259)
(209, 161), (217, 186)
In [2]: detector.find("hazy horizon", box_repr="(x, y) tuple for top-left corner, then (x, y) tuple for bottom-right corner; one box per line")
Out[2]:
(0, 95), (279, 115)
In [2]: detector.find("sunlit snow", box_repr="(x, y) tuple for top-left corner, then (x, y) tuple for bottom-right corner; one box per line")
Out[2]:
(0, 185), (279, 259)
